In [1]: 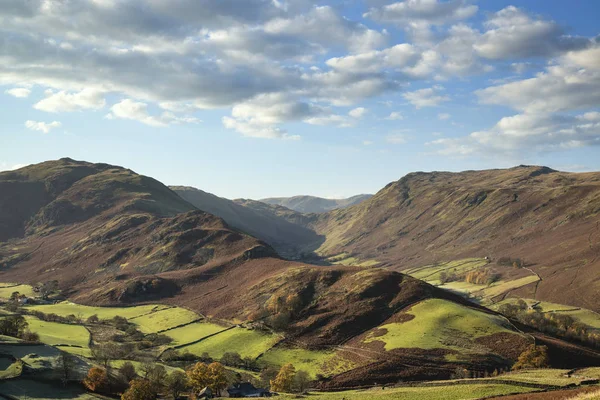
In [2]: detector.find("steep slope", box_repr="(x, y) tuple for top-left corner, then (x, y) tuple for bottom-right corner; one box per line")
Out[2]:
(260, 194), (373, 213)
(309, 166), (600, 311)
(171, 186), (322, 257)
(0, 159), (276, 299)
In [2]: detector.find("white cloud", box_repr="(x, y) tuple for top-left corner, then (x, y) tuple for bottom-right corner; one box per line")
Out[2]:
(474, 6), (589, 60)
(25, 120), (62, 134)
(403, 86), (449, 108)
(106, 99), (200, 127)
(386, 133), (408, 144)
(430, 112), (600, 156)
(34, 89), (106, 112)
(363, 140), (373, 146)
(365, 0), (478, 26)
(5, 88), (30, 98)
(386, 111), (404, 120)
(477, 44), (600, 114)
(222, 116), (299, 140)
(349, 107), (367, 118)
(438, 113), (451, 120)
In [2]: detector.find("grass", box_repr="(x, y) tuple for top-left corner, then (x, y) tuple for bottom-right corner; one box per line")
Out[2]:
(280, 383), (539, 400)
(0, 283), (35, 299)
(0, 358), (23, 379)
(406, 259), (489, 284)
(480, 275), (540, 299)
(24, 315), (90, 348)
(163, 321), (227, 346)
(130, 307), (200, 333)
(259, 348), (355, 378)
(180, 327), (281, 360)
(493, 369), (590, 387)
(364, 299), (519, 352)
(26, 301), (170, 320)
(567, 390), (600, 400)
(0, 378), (98, 399)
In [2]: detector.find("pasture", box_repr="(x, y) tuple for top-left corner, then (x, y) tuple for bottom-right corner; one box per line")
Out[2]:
(179, 327), (282, 359)
(364, 298), (519, 352)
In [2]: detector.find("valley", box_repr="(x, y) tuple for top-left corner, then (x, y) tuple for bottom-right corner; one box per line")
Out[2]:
(1, 159), (600, 399)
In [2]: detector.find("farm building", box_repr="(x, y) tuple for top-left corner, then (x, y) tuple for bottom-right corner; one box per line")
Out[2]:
(227, 382), (271, 398)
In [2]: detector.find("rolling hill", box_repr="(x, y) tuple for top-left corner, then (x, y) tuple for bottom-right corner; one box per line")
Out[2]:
(260, 194), (373, 214)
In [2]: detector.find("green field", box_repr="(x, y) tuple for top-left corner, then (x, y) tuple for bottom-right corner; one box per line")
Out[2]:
(0, 283), (35, 299)
(24, 316), (90, 348)
(26, 301), (170, 320)
(492, 298), (600, 331)
(130, 307), (200, 333)
(406, 259), (489, 284)
(493, 369), (594, 387)
(163, 321), (227, 346)
(364, 299), (519, 352)
(282, 383), (540, 400)
(180, 327), (282, 359)
(259, 347), (355, 378)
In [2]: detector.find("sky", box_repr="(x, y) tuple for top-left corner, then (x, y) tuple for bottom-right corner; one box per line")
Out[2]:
(1, 0), (599, 200)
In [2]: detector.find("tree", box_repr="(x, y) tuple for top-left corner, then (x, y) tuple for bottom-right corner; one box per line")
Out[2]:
(294, 370), (310, 393)
(59, 351), (76, 386)
(92, 342), (119, 368)
(187, 362), (211, 392)
(38, 280), (59, 299)
(270, 363), (296, 393)
(220, 351), (243, 367)
(87, 314), (100, 324)
(147, 364), (167, 392)
(207, 362), (228, 397)
(512, 345), (550, 370)
(84, 367), (108, 392)
(119, 361), (137, 383)
(260, 366), (279, 389)
(121, 378), (156, 400)
(0, 315), (28, 337)
(165, 371), (189, 399)
(20, 330), (40, 342)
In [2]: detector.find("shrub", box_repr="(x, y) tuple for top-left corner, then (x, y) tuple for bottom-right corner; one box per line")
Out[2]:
(121, 378), (156, 400)
(119, 362), (137, 383)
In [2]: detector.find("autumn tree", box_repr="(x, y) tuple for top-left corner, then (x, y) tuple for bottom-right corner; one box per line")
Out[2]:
(270, 363), (296, 393)
(121, 378), (156, 400)
(512, 345), (550, 370)
(165, 371), (188, 399)
(187, 362), (211, 392)
(186, 362), (228, 396)
(84, 367), (108, 392)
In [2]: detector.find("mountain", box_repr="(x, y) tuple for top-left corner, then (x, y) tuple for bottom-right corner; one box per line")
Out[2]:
(307, 166), (600, 311)
(171, 186), (322, 257)
(260, 194), (373, 213)
(2, 159), (600, 386)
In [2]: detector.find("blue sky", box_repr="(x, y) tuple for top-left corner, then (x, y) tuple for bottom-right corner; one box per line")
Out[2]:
(1, 0), (599, 199)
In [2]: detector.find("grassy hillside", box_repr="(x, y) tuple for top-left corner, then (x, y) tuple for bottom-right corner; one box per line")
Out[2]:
(308, 166), (600, 312)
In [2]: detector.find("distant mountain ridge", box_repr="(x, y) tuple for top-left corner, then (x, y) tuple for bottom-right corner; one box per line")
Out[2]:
(260, 194), (373, 213)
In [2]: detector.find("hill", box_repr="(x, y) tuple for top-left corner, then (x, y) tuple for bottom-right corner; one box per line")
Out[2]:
(171, 186), (322, 257)
(260, 194), (373, 214)
(308, 166), (600, 311)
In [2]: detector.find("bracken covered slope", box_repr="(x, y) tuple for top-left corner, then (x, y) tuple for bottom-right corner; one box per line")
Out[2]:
(171, 186), (322, 257)
(309, 166), (600, 311)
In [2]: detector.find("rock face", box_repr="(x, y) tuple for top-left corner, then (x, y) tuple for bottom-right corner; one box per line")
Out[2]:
(259, 194), (373, 214)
